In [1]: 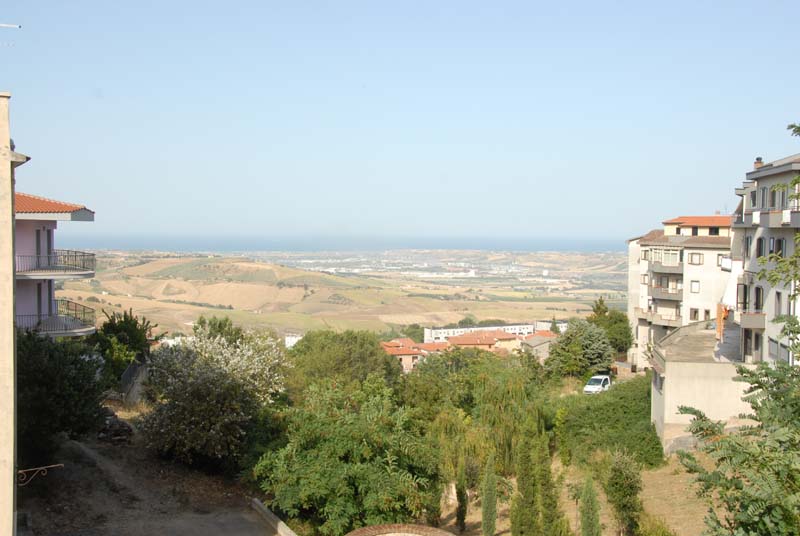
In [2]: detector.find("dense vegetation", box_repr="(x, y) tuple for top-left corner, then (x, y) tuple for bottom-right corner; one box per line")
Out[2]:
(16, 332), (105, 464)
(554, 374), (663, 468)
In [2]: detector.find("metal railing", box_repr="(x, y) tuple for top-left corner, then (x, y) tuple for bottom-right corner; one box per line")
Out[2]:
(15, 249), (95, 274)
(16, 299), (96, 333)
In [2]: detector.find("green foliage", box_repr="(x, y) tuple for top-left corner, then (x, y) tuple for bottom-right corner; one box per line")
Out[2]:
(579, 477), (601, 536)
(545, 319), (613, 378)
(403, 323), (425, 343)
(142, 327), (286, 469)
(678, 362), (800, 536)
(255, 376), (441, 536)
(554, 375), (663, 468)
(92, 307), (159, 359)
(286, 330), (401, 399)
(456, 464), (468, 533)
(550, 316), (561, 335)
(587, 297), (632, 354)
(481, 453), (497, 536)
(534, 433), (566, 535)
(16, 332), (105, 465)
(194, 315), (244, 344)
(638, 514), (677, 536)
(98, 335), (137, 388)
(789, 123), (800, 137)
(602, 450), (643, 536)
(510, 423), (541, 536)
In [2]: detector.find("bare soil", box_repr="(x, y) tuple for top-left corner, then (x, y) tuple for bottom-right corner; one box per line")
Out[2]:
(18, 403), (268, 536)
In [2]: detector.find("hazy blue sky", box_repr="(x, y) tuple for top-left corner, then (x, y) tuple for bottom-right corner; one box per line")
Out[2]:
(3, 1), (799, 249)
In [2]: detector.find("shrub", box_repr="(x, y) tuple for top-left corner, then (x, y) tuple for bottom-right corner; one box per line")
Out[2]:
(16, 332), (104, 465)
(255, 376), (441, 536)
(579, 477), (601, 536)
(141, 327), (286, 468)
(602, 450), (643, 536)
(481, 453), (497, 536)
(555, 374), (662, 468)
(545, 319), (613, 378)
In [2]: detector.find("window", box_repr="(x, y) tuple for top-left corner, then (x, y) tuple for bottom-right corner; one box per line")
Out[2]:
(779, 189), (787, 209)
(704, 309), (711, 320)
(640, 274), (649, 285)
(768, 338), (779, 360)
(660, 276), (668, 288)
(690, 308), (699, 321)
(756, 237), (765, 257)
(775, 291), (783, 317)
(691, 226), (699, 236)
(750, 190), (757, 209)
(761, 187), (768, 208)
(754, 286), (764, 312)
(770, 188), (777, 209)
(709, 226), (720, 236)
(717, 254), (724, 266)
(744, 236), (752, 259)
(663, 249), (680, 266)
(769, 237), (775, 254)
(641, 249), (649, 261)
(780, 344), (791, 363)
(754, 333), (762, 360)
(690, 280), (700, 293)
(688, 252), (704, 265)
(775, 238), (785, 258)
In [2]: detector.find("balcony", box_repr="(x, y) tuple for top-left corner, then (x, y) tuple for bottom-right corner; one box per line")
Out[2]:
(740, 311), (766, 330)
(16, 299), (96, 337)
(649, 261), (683, 274)
(649, 286), (682, 301)
(15, 250), (96, 279)
(634, 307), (682, 328)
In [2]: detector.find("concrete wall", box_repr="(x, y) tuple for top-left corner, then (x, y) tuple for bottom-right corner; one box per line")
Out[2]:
(0, 92), (16, 536)
(15, 279), (53, 316)
(658, 361), (751, 427)
(14, 219), (57, 257)
(681, 247), (729, 322)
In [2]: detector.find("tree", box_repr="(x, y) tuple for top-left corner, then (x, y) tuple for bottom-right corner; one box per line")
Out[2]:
(255, 376), (441, 536)
(546, 319), (613, 378)
(579, 477), (601, 536)
(403, 323), (425, 343)
(550, 316), (561, 335)
(142, 326), (286, 468)
(456, 464), (469, 533)
(92, 308), (159, 359)
(481, 453), (497, 536)
(194, 315), (243, 344)
(603, 450), (643, 536)
(286, 330), (401, 398)
(588, 298), (632, 354)
(510, 422), (541, 536)
(16, 332), (104, 464)
(678, 362), (800, 535)
(789, 123), (800, 137)
(533, 434), (567, 536)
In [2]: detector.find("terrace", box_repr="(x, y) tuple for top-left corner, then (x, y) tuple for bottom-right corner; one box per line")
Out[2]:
(15, 250), (96, 279)
(16, 299), (96, 337)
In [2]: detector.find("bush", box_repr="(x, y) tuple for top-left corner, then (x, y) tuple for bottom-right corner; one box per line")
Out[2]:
(141, 327), (286, 469)
(545, 318), (613, 378)
(255, 376), (441, 536)
(602, 450), (643, 536)
(555, 374), (662, 468)
(17, 332), (105, 465)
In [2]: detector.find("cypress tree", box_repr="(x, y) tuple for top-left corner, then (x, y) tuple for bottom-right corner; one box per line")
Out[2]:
(456, 462), (468, 533)
(481, 453), (497, 536)
(510, 421), (540, 536)
(579, 477), (601, 536)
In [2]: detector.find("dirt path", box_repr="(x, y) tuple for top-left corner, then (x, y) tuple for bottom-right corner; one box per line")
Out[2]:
(19, 428), (269, 535)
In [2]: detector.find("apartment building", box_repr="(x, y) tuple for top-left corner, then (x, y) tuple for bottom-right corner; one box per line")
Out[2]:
(627, 215), (733, 368)
(14, 193), (96, 337)
(423, 320), (567, 343)
(731, 154), (800, 364)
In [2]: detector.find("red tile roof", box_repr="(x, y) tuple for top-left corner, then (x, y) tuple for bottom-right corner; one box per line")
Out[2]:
(415, 342), (450, 352)
(15, 192), (89, 214)
(525, 330), (557, 340)
(384, 346), (424, 357)
(662, 215), (732, 227)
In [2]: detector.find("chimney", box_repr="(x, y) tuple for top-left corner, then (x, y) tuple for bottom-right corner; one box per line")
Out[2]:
(754, 157), (764, 170)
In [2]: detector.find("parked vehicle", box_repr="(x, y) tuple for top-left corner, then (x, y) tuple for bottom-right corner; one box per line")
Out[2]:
(583, 374), (612, 394)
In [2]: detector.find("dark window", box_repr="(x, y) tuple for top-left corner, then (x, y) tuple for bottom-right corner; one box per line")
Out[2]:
(761, 187), (768, 207)
(754, 286), (764, 312)
(775, 238), (785, 258)
(709, 226), (720, 236)
(750, 191), (757, 209)
(704, 309), (711, 320)
(690, 308), (699, 321)
(744, 236), (752, 258)
(756, 237), (765, 257)
(754, 333), (762, 360)
(770, 188), (777, 209)
(692, 226), (699, 236)
(775, 291), (783, 317)
(770, 237), (775, 254)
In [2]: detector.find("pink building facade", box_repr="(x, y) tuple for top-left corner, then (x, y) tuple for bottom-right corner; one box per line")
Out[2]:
(14, 192), (96, 337)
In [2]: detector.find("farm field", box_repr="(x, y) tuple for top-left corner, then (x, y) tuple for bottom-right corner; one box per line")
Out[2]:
(60, 249), (628, 336)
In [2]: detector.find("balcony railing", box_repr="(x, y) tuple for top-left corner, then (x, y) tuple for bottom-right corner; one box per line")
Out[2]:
(16, 299), (96, 335)
(650, 286), (682, 300)
(15, 250), (96, 275)
(649, 261), (683, 274)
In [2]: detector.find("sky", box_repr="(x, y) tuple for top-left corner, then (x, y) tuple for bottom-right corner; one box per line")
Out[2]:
(2, 1), (800, 250)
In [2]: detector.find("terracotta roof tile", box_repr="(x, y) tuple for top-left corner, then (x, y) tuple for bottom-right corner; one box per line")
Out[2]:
(662, 215), (732, 227)
(15, 192), (90, 214)
(384, 346), (424, 356)
(638, 229), (730, 249)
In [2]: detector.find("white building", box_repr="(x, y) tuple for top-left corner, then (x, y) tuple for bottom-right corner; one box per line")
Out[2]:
(627, 215), (733, 369)
(423, 320), (567, 343)
(731, 154), (800, 364)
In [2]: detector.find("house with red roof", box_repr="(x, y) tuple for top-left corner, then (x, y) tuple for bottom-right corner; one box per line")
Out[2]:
(14, 192), (97, 337)
(381, 338), (451, 373)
